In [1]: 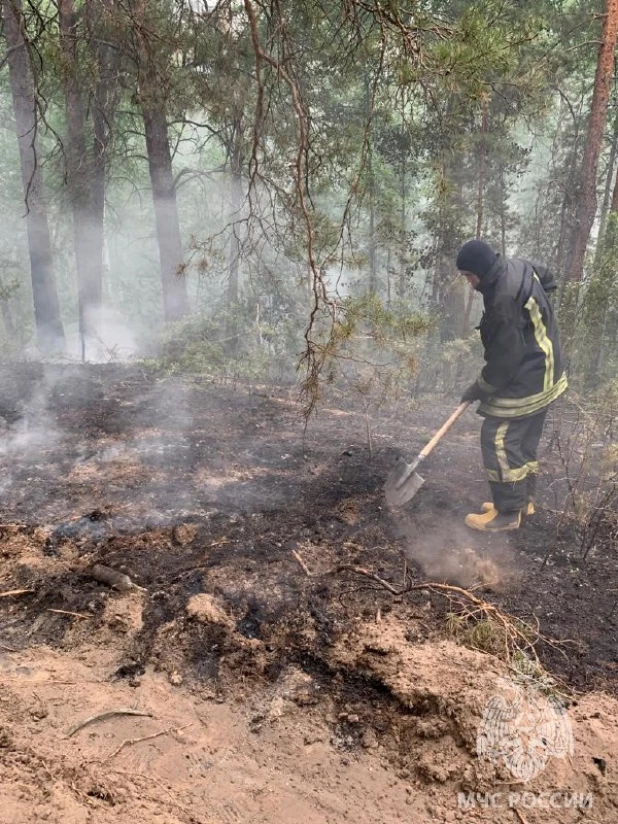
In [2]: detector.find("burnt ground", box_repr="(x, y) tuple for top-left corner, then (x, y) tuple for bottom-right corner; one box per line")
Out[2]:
(0, 361), (616, 697)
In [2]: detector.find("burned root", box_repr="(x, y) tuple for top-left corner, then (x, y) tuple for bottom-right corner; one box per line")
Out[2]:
(334, 564), (562, 672)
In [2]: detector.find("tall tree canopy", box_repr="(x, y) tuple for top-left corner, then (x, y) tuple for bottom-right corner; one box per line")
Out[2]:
(0, 0), (615, 397)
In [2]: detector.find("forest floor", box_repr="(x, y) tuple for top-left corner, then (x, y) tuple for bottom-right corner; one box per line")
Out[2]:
(0, 363), (617, 824)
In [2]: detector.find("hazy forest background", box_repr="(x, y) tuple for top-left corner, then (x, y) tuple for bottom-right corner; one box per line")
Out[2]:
(2, 0), (618, 410)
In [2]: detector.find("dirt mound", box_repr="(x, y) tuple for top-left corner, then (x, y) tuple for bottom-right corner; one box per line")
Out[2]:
(1, 630), (617, 824)
(328, 619), (617, 817)
(186, 593), (233, 626)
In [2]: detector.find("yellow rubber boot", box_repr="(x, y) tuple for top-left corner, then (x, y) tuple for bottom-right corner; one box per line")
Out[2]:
(465, 507), (522, 532)
(482, 501), (535, 516)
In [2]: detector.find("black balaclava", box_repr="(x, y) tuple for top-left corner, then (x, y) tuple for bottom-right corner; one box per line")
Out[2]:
(456, 240), (498, 280)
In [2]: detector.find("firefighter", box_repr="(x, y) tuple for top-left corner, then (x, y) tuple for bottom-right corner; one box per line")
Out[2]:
(456, 239), (567, 532)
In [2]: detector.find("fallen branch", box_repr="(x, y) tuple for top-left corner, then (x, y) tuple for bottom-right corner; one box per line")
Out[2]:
(0, 589), (34, 598)
(0, 642), (17, 652)
(47, 609), (90, 619)
(337, 564), (400, 594)
(337, 566), (556, 665)
(68, 708), (153, 738)
(102, 722), (192, 762)
(292, 550), (314, 577)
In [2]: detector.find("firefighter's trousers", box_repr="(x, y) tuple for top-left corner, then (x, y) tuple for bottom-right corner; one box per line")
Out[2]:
(480, 409), (547, 513)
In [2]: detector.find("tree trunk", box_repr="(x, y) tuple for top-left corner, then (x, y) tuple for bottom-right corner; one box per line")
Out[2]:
(610, 149), (618, 212)
(367, 140), (377, 295)
(595, 104), (618, 257)
(464, 100), (488, 336)
(386, 247), (392, 308)
(133, 0), (189, 322)
(0, 275), (16, 338)
(2, 0), (65, 350)
(88, 0), (119, 307)
(142, 107), (190, 321)
(579, 162), (618, 384)
(59, 0), (102, 359)
(565, 0), (618, 284)
(0, 299), (15, 339)
(463, 283), (475, 337)
(500, 168), (507, 256)
(580, 211), (618, 386)
(226, 117), (244, 352)
(475, 97), (487, 240)
(555, 155), (578, 275)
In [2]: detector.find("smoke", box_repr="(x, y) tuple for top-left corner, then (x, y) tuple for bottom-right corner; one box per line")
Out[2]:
(396, 511), (517, 590)
(0, 365), (66, 512)
(37, 305), (140, 365)
(0, 368), (60, 454)
(76, 305), (140, 363)
(0, 358), (207, 531)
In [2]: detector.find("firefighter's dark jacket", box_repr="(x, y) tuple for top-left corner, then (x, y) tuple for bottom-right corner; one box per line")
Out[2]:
(474, 255), (567, 418)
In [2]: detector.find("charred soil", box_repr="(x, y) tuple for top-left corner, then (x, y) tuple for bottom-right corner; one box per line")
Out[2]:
(0, 363), (616, 823)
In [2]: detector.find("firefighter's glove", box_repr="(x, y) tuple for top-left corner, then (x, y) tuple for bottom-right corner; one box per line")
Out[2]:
(460, 381), (487, 404)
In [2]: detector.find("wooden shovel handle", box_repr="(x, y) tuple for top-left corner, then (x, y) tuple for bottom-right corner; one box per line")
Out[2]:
(418, 402), (470, 459)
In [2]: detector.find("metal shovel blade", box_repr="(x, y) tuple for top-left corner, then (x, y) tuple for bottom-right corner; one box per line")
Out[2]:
(384, 457), (426, 508)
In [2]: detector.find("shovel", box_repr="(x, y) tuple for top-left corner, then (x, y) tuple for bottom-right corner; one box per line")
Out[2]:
(384, 402), (470, 507)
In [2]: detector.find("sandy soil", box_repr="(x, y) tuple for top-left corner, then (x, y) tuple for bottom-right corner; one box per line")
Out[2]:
(1, 633), (617, 824)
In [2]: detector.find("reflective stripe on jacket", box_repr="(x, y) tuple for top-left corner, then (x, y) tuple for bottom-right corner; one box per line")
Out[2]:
(474, 256), (567, 418)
